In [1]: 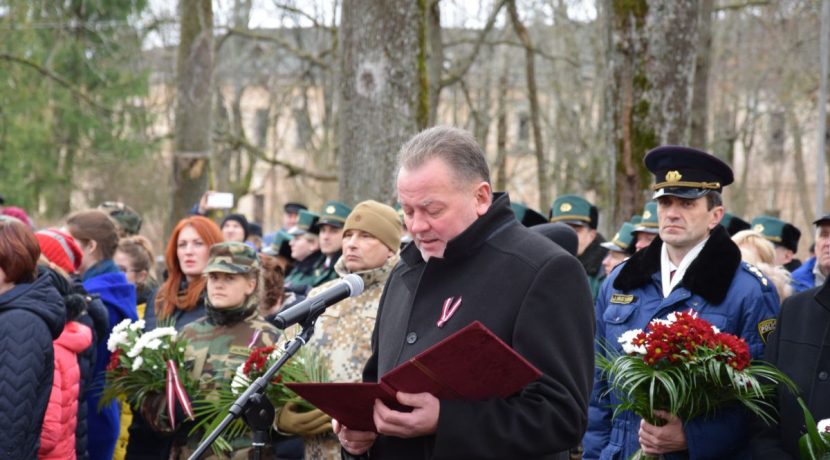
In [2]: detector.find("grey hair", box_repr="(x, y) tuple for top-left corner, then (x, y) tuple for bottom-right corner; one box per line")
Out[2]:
(397, 126), (491, 186)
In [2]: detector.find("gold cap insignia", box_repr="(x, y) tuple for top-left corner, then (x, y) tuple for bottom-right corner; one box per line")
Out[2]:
(643, 210), (652, 219)
(325, 205), (336, 214)
(665, 170), (682, 183)
(754, 224), (764, 233)
(560, 203), (572, 212)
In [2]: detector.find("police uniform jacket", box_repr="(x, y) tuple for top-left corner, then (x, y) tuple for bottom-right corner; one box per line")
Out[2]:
(583, 225), (780, 460)
(752, 283), (830, 459)
(361, 193), (596, 460)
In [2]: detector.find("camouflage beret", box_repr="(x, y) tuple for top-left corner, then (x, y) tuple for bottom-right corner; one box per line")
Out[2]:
(204, 242), (260, 274)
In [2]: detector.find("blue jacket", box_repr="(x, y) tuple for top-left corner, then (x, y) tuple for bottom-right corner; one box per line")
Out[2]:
(790, 256), (816, 293)
(0, 271), (65, 459)
(82, 260), (136, 460)
(583, 226), (780, 460)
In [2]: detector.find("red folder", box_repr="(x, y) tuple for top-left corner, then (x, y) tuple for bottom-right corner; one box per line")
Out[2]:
(286, 321), (542, 431)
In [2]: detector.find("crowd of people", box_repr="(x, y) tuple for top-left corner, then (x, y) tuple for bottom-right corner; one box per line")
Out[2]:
(0, 126), (828, 459)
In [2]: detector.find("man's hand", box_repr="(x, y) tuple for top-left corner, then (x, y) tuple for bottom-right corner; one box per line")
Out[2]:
(639, 410), (687, 454)
(334, 418), (377, 455)
(373, 391), (439, 438)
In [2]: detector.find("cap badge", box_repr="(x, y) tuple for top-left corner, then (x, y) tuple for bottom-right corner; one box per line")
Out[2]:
(643, 210), (652, 219)
(754, 224), (764, 233)
(326, 205), (336, 214)
(665, 170), (682, 183)
(560, 203), (572, 212)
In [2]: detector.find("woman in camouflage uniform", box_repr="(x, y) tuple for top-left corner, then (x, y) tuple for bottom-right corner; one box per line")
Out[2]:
(171, 241), (283, 459)
(275, 200), (402, 459)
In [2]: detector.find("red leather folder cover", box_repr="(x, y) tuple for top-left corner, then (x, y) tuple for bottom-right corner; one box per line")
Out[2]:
(286, 321), (542, 431)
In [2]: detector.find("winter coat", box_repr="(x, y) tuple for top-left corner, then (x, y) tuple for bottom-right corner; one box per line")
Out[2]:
(360, 193), (595, 460)
(583, 226), (781, 460)
(82, 260), (137, 460)
(39, 320), (93, 459)
(579, 233), (608, 300)
(0, 271), (65, 459)
(75, 287), (109, 460)
(790, 256), (817, 293)
(752, 282), (830, 459)
(284, 251), (326, 295)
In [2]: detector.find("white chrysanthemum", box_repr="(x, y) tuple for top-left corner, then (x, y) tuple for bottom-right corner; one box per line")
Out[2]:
(112, 318), (133, 335)
(230, 363), (250, 395)
(733, 372), (752, 388)
(106, 330), (130, 352)
(819, 418), (830, 433)
(618, 328), (646, 355)
(145, 338), (163, 350)
(667, 312), (678, 323)
(129, 320), (146, 331)
(649, 318), (670, 328)
(132, 356), (144, 371)
(711, 325), (721, 334)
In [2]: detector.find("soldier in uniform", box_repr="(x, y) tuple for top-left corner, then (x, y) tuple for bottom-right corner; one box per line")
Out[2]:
(600, 221), (636, 276)
(550, 194), (607, 299)
(284, 210), (325, 295)
(583, 146), (781, 460)
(172, 242), (282, 459)
(510, 202), (548, 227)
(314, 201), (352, 287)
(632, 202), (659, 252)
(276, 200), (402, 459)
(751, 215), (802, 272)
(721, 212), (751, 236)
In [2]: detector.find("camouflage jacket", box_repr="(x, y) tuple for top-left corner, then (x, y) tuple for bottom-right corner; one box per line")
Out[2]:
(286, 254), (399, 460)
(176, 311), (281, 459)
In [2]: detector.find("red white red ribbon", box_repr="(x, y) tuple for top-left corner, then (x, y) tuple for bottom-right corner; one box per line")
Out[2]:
(165, 359), (194, 428)
(437, 296), (462, 328)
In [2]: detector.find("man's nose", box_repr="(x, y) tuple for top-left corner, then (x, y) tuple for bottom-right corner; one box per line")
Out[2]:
(408, 214), (429, 233)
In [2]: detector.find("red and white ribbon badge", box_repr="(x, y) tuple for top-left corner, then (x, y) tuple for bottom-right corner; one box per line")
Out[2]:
(165, 359), (194, 428)
(437, 296), (462, 328)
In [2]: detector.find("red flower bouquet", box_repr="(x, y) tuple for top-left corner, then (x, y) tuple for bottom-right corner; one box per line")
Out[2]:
(598, 310), (795, 460)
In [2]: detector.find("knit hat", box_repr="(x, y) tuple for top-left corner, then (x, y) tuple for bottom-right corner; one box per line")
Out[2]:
(1, 206), (31, 227)
(221, 213), (250, 240)
(343, 200), (402, 251)
(36, 228), (83, 274)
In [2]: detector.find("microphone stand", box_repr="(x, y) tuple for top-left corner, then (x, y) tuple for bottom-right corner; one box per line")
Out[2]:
(188, 318), (318, 460)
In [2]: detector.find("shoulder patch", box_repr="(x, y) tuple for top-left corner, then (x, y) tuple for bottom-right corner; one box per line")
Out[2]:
(610, 293), (636, 304)
(742, 263), (770, 288)
(758, 318), (776, 343)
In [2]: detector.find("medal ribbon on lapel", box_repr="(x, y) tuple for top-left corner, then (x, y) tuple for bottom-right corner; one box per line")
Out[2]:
(437, 296), (462, 328)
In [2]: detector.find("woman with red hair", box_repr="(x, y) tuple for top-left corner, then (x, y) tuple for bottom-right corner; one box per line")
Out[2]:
(125, 215), (222, 459)
(0, 218), (65, 458)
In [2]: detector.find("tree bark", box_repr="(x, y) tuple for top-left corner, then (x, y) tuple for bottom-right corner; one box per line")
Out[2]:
(337, 0), (421, 205)
(689, 0), (714, 149)
(508, 0), (550, 212)
(169, 0), (213, 234)
(786, 107), (814, 226)
(494, 57), (510, 193)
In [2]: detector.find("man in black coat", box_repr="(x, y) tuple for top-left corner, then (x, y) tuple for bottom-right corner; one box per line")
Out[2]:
(753, 221), (830, 458)
(335, 126), (596, 460)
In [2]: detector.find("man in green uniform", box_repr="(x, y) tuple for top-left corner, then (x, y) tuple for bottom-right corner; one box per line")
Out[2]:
(550, 194), (607, 299)
(313, 201), (352, 287)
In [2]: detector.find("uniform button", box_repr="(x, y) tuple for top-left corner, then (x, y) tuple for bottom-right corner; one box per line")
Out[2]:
(819, 371), (829, 381)
(406, 332), (418, 344)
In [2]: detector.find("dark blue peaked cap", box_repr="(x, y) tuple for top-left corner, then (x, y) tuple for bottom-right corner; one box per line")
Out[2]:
(645, 146), (734, 199)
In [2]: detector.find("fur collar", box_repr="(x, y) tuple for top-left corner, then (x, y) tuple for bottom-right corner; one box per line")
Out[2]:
(613, 225), (741, 305)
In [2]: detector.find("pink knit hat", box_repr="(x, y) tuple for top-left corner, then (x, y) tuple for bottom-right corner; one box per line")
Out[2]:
(36, 229), (83, 274)
(1, 206), (31, 227)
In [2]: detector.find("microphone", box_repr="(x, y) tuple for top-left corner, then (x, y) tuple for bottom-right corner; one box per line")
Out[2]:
(273, 273), (364, 329)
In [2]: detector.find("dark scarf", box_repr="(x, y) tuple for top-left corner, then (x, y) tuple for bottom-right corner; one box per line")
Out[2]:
(205, 295), (258, 326)
(613, 225), (741, 305)
(579, 233), (607, 277)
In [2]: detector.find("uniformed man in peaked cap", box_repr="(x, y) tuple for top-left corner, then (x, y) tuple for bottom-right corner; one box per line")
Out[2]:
(751, 215), (802, 272)
(284, 210), (324, 295)
(315, 200), (352, 286)
(584, 146), (780, 460)
(632, 201), (659, 252)
(600, 221), (636, 275)
(550, 194), (607, 299)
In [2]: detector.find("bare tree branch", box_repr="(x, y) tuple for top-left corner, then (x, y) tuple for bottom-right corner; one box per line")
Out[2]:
(272, 1), (334, 31)
(0, 53), (112, 113)
(440, 0), (507, 89)
(715, 0), (770, 12)
(443, 37), (581, 67)
(216, 130), (338, 181)
(216, 27), (333, 68)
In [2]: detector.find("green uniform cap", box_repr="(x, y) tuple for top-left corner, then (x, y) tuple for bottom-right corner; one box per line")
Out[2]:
(288, 210), (320, 236)
(721, 212), (750, 236)
(318, 201), (352, 228)
(601, 222), (636, 254)
(634, 201), (659, 235)
(511, 202), (547, 227)
(751, 215), (801, 252)
(630, 215), (642, 225)
(204, 242), (260, 274)
(262, 230), (293, 258)
(549, 195), (598, 229)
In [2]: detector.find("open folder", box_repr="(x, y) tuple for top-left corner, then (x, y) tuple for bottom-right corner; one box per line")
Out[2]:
(286, 321), (542, 431)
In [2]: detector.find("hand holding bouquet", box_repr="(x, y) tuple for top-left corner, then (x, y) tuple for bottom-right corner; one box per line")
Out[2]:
(797, 397), (830, 460)
(597, 310), (796, 459)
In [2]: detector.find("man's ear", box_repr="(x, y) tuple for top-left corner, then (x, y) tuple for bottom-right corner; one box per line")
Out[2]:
(473, 181), (492, 217)
(709, 206), (725, 230)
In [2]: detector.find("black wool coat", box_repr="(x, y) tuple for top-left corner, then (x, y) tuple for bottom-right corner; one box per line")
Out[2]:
(361, 193), (596, 460)
(753, 281), (830, 459)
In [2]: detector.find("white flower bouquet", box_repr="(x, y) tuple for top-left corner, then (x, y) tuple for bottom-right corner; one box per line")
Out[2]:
(798, 397), (830, 459)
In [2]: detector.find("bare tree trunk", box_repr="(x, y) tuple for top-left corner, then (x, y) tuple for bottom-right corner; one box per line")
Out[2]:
(508, 0), (550, 212)
(689, 0), (714, 149)
(338, 0), (420, 205)
(169, 0), (213, 234)
(494, 58), (509, 192)
(427, 0), (442, 126)
(787, 107), (814, 227)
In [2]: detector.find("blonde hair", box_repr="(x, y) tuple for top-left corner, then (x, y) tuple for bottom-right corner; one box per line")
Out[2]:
(732, 230), (775, 266)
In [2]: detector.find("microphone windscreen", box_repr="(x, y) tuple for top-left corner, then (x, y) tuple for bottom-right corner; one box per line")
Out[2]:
(343, 273), (365, 297)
